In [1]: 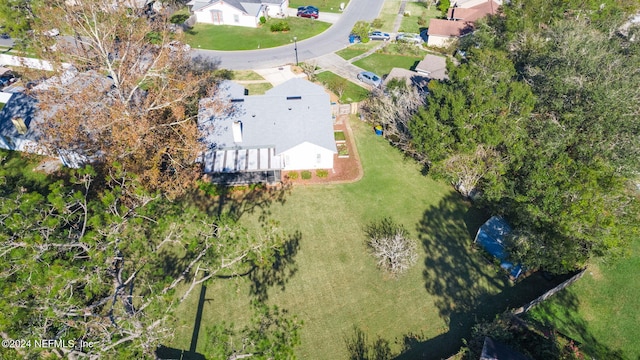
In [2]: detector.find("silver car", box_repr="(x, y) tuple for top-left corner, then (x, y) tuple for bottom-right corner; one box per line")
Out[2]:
(357, 71), (382, 87)
(396, 32), (423, 44)
(368, 31), (391, 41)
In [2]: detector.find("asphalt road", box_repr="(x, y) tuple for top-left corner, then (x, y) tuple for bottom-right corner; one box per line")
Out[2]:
(191, 0), (385, 70)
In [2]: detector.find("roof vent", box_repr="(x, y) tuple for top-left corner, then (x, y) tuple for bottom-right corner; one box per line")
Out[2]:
(231, 98), (244, 103)
(11, 117), (28, 135)
(286, 96), (302, 100)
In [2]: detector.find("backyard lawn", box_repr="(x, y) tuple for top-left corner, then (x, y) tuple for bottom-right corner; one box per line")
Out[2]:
(525, 237), (640, 359)
(167, 119), (565, 359)
(183, 17), (330, 50)
(399, 2), (439, 34)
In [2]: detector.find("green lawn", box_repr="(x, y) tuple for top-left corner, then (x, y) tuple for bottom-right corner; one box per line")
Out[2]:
(525, 238), (640, 359)
(232, 70), (265, 81)
(316, 71), (369, 103)
(399, 2), (439, 33)
(168, 119), (561, 359)
(244, 82), (273, 95)
(183, 18), (330, 50)
(353, 52), (423, 77)
(290, 0), (348, 13)
(377, 0), (403, 32)
(335, 42), (378, 60)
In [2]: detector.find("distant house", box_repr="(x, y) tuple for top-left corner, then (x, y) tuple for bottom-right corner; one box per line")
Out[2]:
(474, 216), (523, 279)
(198, 78), (337, 184)
(415, 54), (448, 81)
(427, 0), (500, 47)
(187, 0), (288, 27)
(383, 68), (429, 90)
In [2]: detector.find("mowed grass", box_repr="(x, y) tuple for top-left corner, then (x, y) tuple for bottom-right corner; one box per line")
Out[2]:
(377, 0), (403, 32)
(526, 237), (640, 359)
(168, 119), (539, 359)
(183, 18), (330, 50)
(316, 71), (369, 102)
(353, 52), (423, 77)
(336, 42), (378, 60)
(399, 2), (439, 33)
(290, 0), (348, 13)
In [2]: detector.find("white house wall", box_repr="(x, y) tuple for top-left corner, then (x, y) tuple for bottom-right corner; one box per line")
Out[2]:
(427, 35), (455, 48)
(195, 2), (258, 27)
(264, 0), (288, 17)
(280, 142), (335, 170)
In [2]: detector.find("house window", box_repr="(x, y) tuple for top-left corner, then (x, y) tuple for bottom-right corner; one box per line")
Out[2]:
(234, 14), (240, 23)
(316, 153), (321, 164)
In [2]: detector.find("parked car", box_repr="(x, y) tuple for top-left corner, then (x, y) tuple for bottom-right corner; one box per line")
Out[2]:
(357, 71), (382, 87)
(297, 5), (319, 13)
(396, 32), (423, 44)
(368, 31), (390, 41)
(297, 9), (319, 19)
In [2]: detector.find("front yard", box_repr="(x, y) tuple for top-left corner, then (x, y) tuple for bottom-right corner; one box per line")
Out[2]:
(183, 17), (330, 50)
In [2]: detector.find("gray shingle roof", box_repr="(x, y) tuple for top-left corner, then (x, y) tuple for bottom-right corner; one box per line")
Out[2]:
(199, 78), (336, 155)
(0, 92), (42, 142)
(190, 0), (280, 14)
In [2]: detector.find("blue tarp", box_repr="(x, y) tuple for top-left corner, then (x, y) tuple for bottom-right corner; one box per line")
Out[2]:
(474, 216), (523, 279)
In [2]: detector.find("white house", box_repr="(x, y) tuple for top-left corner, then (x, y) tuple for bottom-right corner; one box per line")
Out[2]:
(198, 78), (337, 184)
(187, 0), (288, 27)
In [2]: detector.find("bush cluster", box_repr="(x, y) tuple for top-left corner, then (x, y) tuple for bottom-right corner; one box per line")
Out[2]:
(270, 21), (290, 32)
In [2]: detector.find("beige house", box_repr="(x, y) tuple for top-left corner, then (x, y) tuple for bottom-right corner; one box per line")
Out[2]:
(427, 0), (501, 47)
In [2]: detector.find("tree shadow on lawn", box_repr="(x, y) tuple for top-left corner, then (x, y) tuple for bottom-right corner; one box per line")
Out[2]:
(524, 288), (626, 359)
(249, 229), (302, 301)
(395, 193), (574, 359)
(181, 181), (292, 223)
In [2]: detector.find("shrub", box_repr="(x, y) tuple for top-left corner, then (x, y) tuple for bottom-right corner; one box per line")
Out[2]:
(338, 144), (349, 156)
(364, 218), (418, 277)
(301, 170), (312, 180)
(371, 18), (384, 29)
(334, 131), (346, 141)
(170, 13), (190, 24)
(287, 171), (299, 180)
(260, 16), (267, 24)
(197, 180), (220, 197)
(316, 169), (329, 178)
(270, 21), (290, 32)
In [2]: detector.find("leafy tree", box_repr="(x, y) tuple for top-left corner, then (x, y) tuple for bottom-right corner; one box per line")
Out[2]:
(352, 20), (370, 43)
(0, 160), (293, 357)
(0, 0), (39, 40)
(409, 48), (534, 197)
(437, 0), (450, 16)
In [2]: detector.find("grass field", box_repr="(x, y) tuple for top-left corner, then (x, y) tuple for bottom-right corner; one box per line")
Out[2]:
(525, 238), (640, 359)
(316, 71), (369, 102)
(399, 2), (439, 34)
(353, 52), (423, 77)
(183, 18), (330, 50)
(289, 0), (348, 13)
(377, 0), (403, 32)
(336, 42), (378, 60)
(167, 119), (566, 359)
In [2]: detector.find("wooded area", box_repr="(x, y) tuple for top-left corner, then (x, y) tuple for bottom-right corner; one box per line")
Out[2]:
(366, 0), (640, 274)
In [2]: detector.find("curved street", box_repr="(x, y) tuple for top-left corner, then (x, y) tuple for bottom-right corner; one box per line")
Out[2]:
(191, 0), (385, 70)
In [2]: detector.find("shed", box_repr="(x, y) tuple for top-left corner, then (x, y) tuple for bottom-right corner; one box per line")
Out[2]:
(474, 216), (523, 279)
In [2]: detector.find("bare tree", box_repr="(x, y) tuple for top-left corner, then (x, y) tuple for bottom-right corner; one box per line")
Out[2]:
(440, 144), (506, 199)
(364, 218), (418, 277)
(362, 81), (426, 156)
